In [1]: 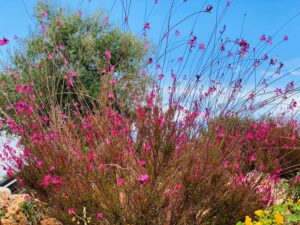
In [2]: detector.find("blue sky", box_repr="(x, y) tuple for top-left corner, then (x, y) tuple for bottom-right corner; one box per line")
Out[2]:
(0, 0), (300, 60)
(1, 0), (300, 114)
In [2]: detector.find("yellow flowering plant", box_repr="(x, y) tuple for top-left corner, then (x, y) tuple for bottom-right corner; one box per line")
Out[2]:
(236, 199), (300, 225)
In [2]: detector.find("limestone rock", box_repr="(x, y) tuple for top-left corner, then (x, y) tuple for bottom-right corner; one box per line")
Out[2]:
(0, 187), (11, 208)
(41, 218), (63, 225)
(0, 193), (62, 225)
(1, 213), (27, 225)
(0, 194), (27, 225)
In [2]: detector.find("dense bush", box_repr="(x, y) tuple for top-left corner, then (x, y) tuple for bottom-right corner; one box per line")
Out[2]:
(1, 73), (299, 224)
(207, 117), (300, 177)
(0, 1), (149, 118)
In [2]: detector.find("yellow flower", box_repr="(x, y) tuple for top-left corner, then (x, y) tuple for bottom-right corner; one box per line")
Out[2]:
(297, 199), (300, 204)
(264, 210), (270, 215)
(254, 210), (264, 217)
(274, 212), (284, 225)
(255, 222), (262, 225)
(245, 216), (253, 225)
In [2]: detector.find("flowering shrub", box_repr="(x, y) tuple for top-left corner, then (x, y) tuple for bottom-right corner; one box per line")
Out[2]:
(1, 76), (299, 224)
(207, 117), (300, 178)
(1, 0), (300, 224)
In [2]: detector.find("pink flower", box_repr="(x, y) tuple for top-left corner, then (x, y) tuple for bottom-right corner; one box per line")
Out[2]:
(139, 160), (146, 167)
(51, 177), (63, 185)
(42, 174), (52, 187)
(171, 71), (176, 79)
(147, 92), (155, 107)
(189, 36), (197, 48)
(263, 54), (268, 60)
(98, 162), (106, 170)
(88, 163), (94, 170)
(199, 43), (205, 50)
(13, 72), (20, 79)
(41, 11), (48, 18)
(205, 5), (213, 12)
(266, 36), (272, 44)
(56, 18), (62, 27)
(205, 108), (211, 117)
(50, 165), (55, 171)
(68, 208), (76, 215)
(5, 67), (11, 73)
(175, 183), (182, 190)
(223, 161), (229, 168)
(233, 164), (239, 171)
(145, 41), (150, 49)
(270, 58), (276, 65)
(158, 73), (164, 80)
(105, 50), (111, 60)
(0, 38), (9, 46)
(142, 70), (147, 76)
(249, 155), (256, 162)
(97, 211), (103, 220)
(23, 149), (30, 156)
(117, 178), (125, 185)
(283, 35), (289, 41)
(145, 143), (151, 152)
(227, 51), (233, 57)
(36, 160), (43, 167)
(138, 174), (149, 183)
(110, 78), (116, 85)
(103, 16), (109, 27)
(6, 168), (13, 178)
(288, 81), (295, 89)
(144, 22), (151, 30)
(108, 92), (114, 99)
(226, 1), (231, 7)
(157, 115), (164, 125)
(148, 57), (153, 64)
(110, 65), (115, 73)
(48, 53), (55, 60)
(124, 17), (129, 24)
(71, 71), (77, 77)
(88, 153), (94, 160)
(260, 34), (266, 41)
(24, 195), (31, 201)
(220, 44), (225, 51)
(41, 23), (46, 36)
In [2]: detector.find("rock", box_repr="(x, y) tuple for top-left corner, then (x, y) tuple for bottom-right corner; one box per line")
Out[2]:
(0, 193), (62, 225)
(41, 218), (63, 225)
(0, 187), (11, 198)
(1, 213), (27, 225)
(1, 194), (27, 225)
(0, 187), (11, 208)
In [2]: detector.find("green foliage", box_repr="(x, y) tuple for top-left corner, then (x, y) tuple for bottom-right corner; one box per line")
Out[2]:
(0, 209), (6, 220)
(20, 199), (44, 224)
